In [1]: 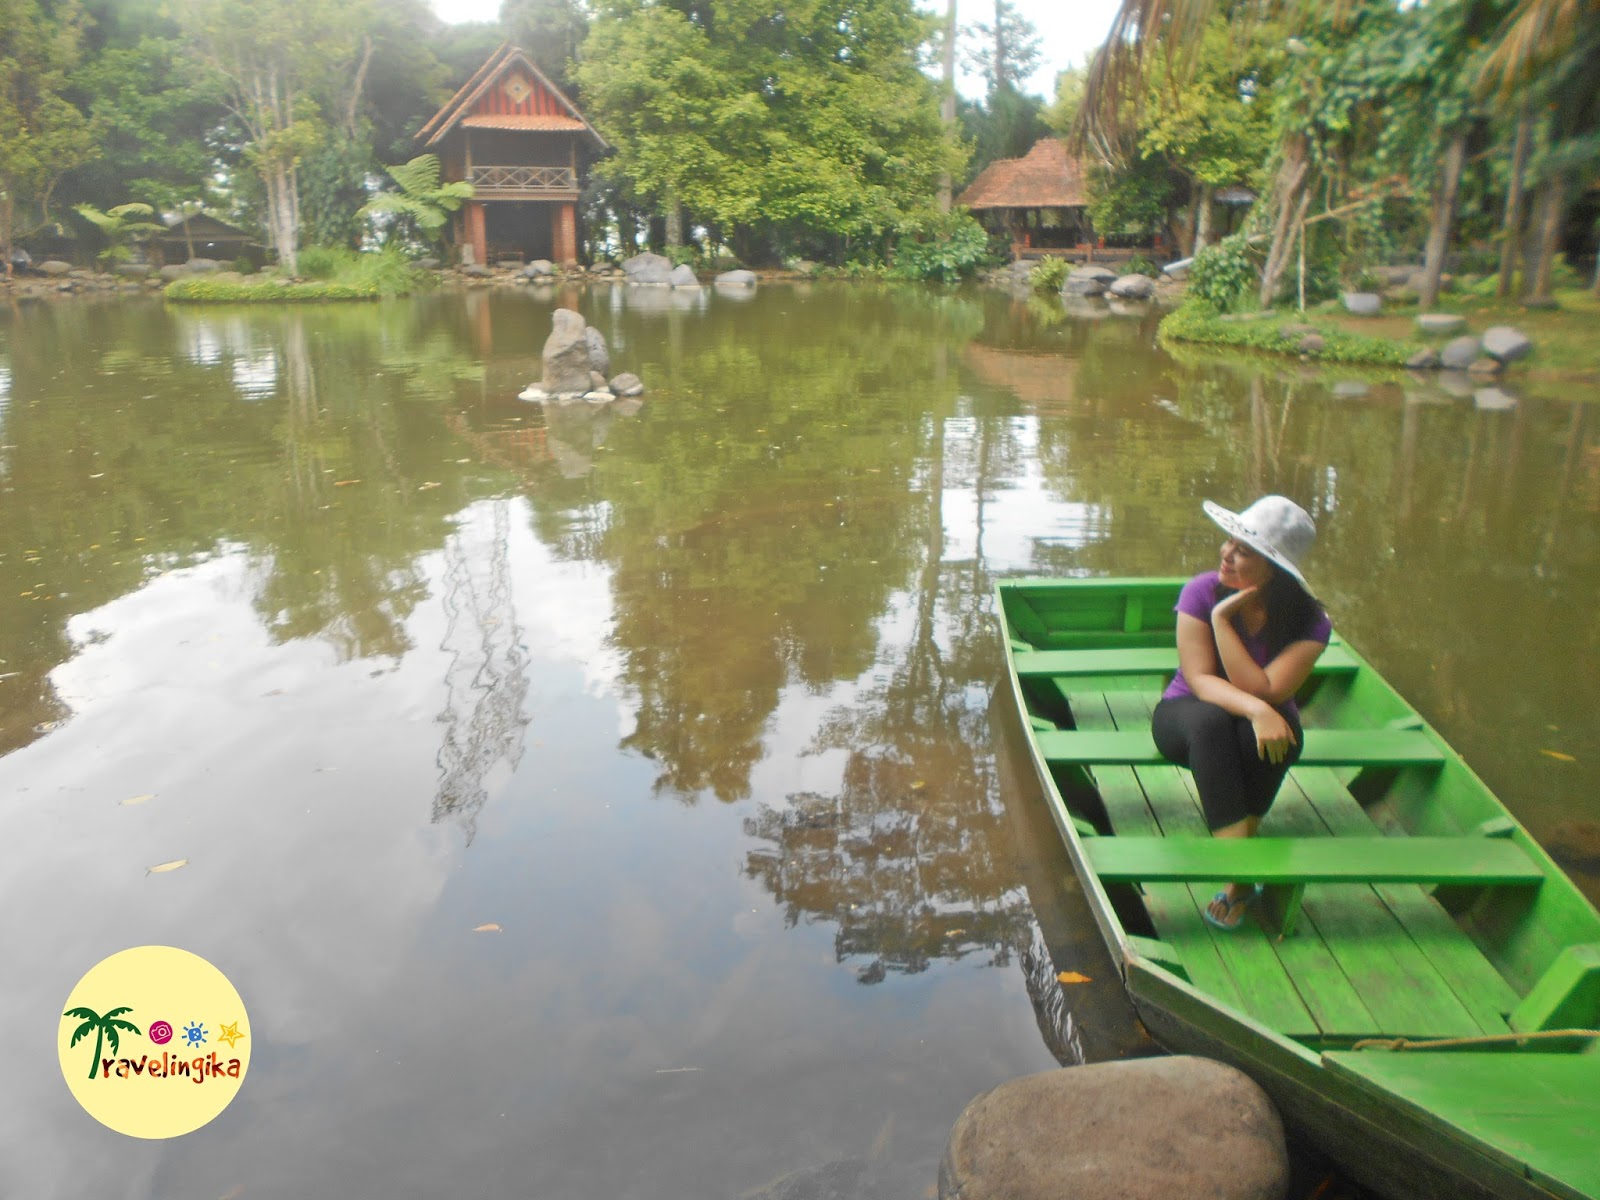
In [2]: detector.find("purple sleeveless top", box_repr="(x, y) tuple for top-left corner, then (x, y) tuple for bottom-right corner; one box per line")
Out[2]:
(1160, 571), (1331, 707)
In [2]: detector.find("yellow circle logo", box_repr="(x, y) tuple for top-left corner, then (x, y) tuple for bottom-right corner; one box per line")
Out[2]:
(57, 946), (250, 1138)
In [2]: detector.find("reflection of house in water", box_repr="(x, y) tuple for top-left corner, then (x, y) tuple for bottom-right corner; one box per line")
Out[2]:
(432, 501), (531, 840)
(743, 752), (1032, 982)
(962, 343), (1079, 414)
(443, 411), (551, 480)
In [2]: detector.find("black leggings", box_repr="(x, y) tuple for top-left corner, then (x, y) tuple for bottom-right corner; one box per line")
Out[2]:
(1151, 696), (1303, 831)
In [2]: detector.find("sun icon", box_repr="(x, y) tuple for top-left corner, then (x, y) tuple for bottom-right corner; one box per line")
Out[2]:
(182, 1021), (207, 1047)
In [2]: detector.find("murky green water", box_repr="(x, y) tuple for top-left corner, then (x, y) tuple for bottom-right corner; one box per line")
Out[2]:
(1, 285), (1595, 1197)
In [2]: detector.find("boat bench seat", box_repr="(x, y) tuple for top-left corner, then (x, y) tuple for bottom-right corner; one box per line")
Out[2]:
(1037, 727), (1446, 767)
(1014, 643), (1360, 680)
(1085, 836), (1545, 886)
(1087, 835), (1543, 938)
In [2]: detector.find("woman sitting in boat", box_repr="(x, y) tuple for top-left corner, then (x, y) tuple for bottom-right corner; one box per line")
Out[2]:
(1152, 495), (1330, 930)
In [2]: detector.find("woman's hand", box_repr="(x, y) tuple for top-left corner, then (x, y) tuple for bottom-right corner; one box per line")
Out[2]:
(1249, 704), (1298, 764)
(1212, 586), (1258, 623)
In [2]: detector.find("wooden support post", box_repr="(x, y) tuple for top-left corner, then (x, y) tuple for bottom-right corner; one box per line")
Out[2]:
(463, 201), (487, 268)
(554, 202), (577, 266)
(1509, 944), (1600, 1032)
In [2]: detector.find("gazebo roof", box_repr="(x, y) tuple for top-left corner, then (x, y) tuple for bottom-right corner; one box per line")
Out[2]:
(958, 139), (1089, 210)
(416, 43), (607, 153)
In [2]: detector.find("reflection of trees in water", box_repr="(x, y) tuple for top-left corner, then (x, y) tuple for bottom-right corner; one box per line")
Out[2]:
(432, 501), (530, 841)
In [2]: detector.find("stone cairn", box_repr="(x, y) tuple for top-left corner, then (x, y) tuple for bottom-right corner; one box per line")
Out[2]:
(519, 308), (644, 405)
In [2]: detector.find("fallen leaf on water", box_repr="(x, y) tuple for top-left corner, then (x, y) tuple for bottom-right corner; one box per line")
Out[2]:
(946, 928), (967, 936)
(1539, 749), (1576, 762)
(148, 859), (188, 874)
(473, 923), (502, 933)
(909, 780), (927, 791)
(120, 793), (155, 806)
(333, 479), (362, 487)
(1056, 971), (1093, 985)
(418, 481), (442, 490)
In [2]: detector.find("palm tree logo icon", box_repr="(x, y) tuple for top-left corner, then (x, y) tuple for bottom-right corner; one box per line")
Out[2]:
(63, 1006), (142, 1080)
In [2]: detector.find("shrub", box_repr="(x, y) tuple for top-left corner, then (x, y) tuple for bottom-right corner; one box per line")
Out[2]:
(295, 245), (348, 280)
(1187, 234), (1259, 312)
(664, 244), (700, 268)
(1125, 253), (1159, 278)
(1159, 299), (1418, 365)
(231, 256), (257, 275)
(1030, 256), (1070, 294)
(165, 277), (381, 302)
(889, 210), (993, 283)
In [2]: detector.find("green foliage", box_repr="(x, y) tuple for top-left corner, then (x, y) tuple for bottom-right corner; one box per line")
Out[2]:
(888, 210), (992, 282)
(1160, 300), (1418, 366)
(287, 245), (426, 293)
(232, 256), (256, 274)
(1125, 254), (1158, 278)
(958, 85), (1050, 187)
(575, 0), (965, 257)
(360, 154), (474, 237)
(1187, 235), (1260, 313)
(0, 0), (97, 256)
(73, 202), (164, 265)
(295, 245), (345, 280)
(963, 0), (1041, 94)
(1029, 256), (1070, 294)
(1087, 155), (1173, 237)
(664, 245), (700, 268)
(165, 277), (381, 301)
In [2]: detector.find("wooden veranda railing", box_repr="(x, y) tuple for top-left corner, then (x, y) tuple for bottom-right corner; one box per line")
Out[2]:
(468, 165), (578, 196)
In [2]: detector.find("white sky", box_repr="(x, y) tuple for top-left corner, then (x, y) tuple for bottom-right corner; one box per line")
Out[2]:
(428, 0), (1121, 100)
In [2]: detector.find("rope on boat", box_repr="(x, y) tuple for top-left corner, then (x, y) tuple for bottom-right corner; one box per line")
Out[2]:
(1351, 1029), (1600, 1052)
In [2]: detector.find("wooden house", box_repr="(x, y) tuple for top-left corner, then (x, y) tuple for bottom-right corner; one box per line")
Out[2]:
(416, 44), (608, 267)
(959, 138), (1093, 260)
(154, 214), (265, 267)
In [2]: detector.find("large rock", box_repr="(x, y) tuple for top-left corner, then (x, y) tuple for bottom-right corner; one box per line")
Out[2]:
(622, 252), (673, 285)
(523, 259), (555, 277)
(1108, 274), (1155, 299)
(115, 263), (152, 278)
(585, 326), (610, 375)
(1062, 267), (1111, 297)
(1417, 313), (1466, 336)
(39, 260), (72, 276)
(715, 269), (757, 286)
(1440, 335), (1481, 371)
(541, 308), (593, 395)
(1475, 387), (1518, 410)
(668, 263), (699, 287)
(1406, 348), (1441, 370)
(1482, 325), (1533, 364)
(1341, 291), (1382, 315)
(186, 257), (220, 273)
(158, 263), (190, 281)
(609, 372), (644, 398)
(939, 1057), (1288, 1200)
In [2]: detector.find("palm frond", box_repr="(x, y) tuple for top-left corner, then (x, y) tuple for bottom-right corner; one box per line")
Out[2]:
(68, 1020), (96, 1047)
(107, 203), (155, 219)
(1480, 0), (1600, 99)
(63, 1006), (101, 1020)
(73, 205), (118, 233)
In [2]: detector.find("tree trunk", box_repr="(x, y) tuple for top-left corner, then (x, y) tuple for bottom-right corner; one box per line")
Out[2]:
(1418, 128), (1468, 311)
(938, 0), (956, 212)
(1193, 182), (1213, 252)
(664, 198), (683, 249)
(1524, 174), (1566, 307)
(1497, 105), (1532, 299)
(1258, 139), (1310, 310)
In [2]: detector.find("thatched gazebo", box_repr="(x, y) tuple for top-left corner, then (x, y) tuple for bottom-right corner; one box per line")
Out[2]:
(958, 139), (1092, 260)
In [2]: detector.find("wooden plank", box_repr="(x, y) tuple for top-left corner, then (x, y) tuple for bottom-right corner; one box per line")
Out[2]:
(1015, 643), (1360, 680)
(1322, 1052), (1600, 1200)
(1100, 692), (1322, 1039)
(1509, 944), (1600, 1033)
(1070, 695), (1250, 1015)
(1292, 767), (1522, 1032)
(1037, 727), (1447, 768)
(1083, 837), (1544, 885)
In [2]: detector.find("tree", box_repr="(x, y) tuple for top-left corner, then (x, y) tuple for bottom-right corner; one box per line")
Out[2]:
(175, 0), (378, 274)
(63, 1005), (141, 1079)
(0, 0), (97, 273)
(963, 0), (1041, 95)
(500, 0), (587, 93)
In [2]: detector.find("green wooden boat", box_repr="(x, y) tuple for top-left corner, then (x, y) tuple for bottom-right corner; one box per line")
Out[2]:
(997, 576), (1600, 1200)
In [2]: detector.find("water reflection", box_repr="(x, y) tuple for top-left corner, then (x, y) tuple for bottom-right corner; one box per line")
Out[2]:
(0, 287), (1594, 1199)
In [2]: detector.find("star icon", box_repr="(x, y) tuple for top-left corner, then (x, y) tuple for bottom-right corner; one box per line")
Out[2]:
(217, 1021), (246, 1049)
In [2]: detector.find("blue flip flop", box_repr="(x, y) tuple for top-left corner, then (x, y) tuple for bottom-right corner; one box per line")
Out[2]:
(1204, 887), (1259, 931)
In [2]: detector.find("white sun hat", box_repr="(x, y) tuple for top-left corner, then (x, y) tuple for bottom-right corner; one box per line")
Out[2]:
(1203, 495), (1317, 594)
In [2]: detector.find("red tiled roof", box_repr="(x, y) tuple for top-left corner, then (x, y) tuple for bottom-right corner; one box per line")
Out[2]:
(461, 114), (587, 131)
(418, 46), (607, 152)
(958, 139), (1088, 210)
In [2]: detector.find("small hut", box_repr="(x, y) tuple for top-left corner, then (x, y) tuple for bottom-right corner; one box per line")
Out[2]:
(416, 44), (608, 267)
(959, 139), (1092, 260)
(154, 214), (265, 267)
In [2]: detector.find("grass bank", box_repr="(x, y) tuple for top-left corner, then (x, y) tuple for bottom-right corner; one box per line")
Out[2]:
(164, 247), (428, 304)
(1160, 286), (1600, 380)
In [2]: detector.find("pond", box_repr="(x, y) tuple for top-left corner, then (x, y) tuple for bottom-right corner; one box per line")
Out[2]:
(1, 284), (1596, 1197)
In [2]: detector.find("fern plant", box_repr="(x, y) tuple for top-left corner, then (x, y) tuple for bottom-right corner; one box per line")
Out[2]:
(74, 203), (164, 267)
(359, 155), (475, 250)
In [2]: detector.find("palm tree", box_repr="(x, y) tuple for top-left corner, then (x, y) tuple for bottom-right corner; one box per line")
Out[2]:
(358, 155), (474, 251)
(63, 1006), (142, 1079)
